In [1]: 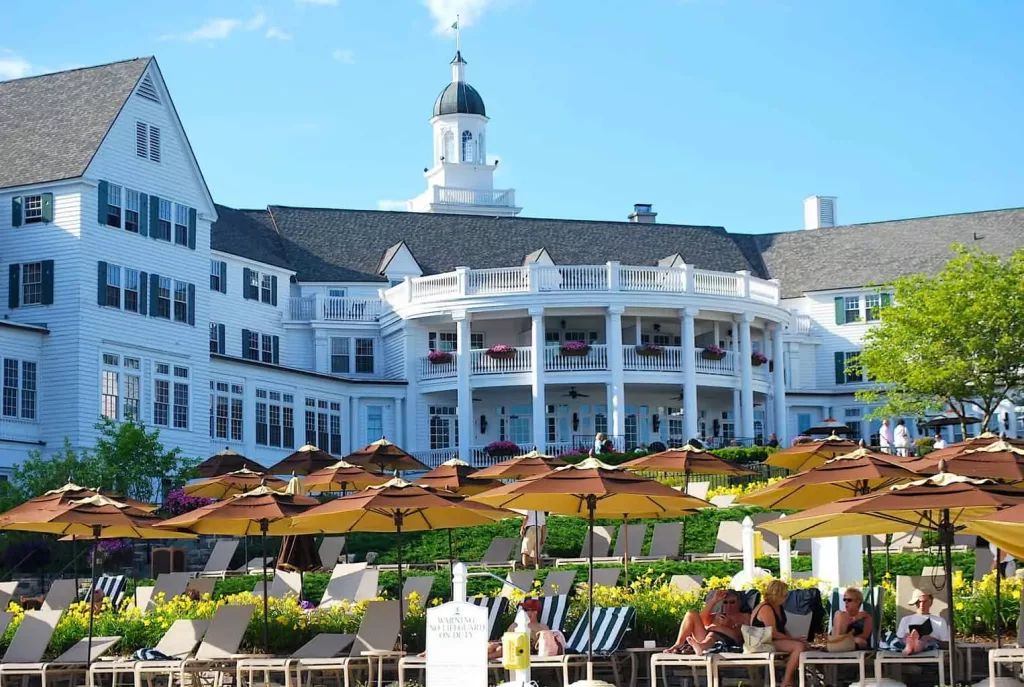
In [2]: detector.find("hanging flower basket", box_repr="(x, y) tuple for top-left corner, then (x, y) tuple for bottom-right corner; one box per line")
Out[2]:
(635, 343), (663, 357)
(701, 345), (726, 361)
(427, 350), (454, 365)
(560, 341), (591, 357)
(751, 352), (769, 367)
(485, 440), (520, 458)
(486, 344), (517, 360)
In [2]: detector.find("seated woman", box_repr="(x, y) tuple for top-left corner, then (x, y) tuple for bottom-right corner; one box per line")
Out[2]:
(896, 591), (949, 656)
(487, 599), (552, 659)
(831, 586), (873, 649)
(663, 589), (748, 655)
(750, 580), (806, 687)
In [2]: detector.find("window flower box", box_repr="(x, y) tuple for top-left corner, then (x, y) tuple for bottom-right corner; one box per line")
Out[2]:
(486, 344), (517, 360)
(751, 352), (769, 367)
(485, 440), (520, 458)
(701, 345), (726, 361)
(634, 343), (663, 357)
(427, 350), (453, 365)
(559, 341), (591, 357)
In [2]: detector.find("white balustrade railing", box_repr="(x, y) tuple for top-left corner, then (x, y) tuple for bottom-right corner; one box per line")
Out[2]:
(289, 296), (316, 321)
(620, 266), (686, 292)
(419, 353), (458, 380)
(535, 265), (608, 291)
(694, 349), (738, 376)
(434, 186), (516, 207)
(749, 278), (779, 304)
(322, 297), (381, 321)
(544, 344), (608, 372)
(416, 448), (458, 469)
(692, 269), (740, 297)
(411, 272), (460, 300)
(466, 267), (530, 295)
(789, 314), (813, 335)
(622, 344), (683, 371)
(470, 348), (532, 375)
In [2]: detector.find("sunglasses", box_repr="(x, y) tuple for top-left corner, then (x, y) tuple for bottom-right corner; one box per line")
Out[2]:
(843, 598), (858, 603)
(722, 599), (738, 605)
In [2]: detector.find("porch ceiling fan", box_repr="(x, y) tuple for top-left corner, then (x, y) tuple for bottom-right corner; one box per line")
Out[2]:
(563, 387), (589, 399)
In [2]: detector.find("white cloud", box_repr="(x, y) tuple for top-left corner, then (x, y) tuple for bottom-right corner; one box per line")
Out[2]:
(296, 0), (338, 5)
(161, 12), (270, 41)
(423, 0), (497, 34)
(0, 51), (31, 80)
(246, 12), (267, 31)
(377, 200), (409, 212)
(265, 27), (292, 40)
(332, 48), (356, 64)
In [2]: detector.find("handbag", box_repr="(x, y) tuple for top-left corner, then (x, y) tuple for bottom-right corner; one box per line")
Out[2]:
(741, 624), (774, 654)
(826, 632), (857, 653)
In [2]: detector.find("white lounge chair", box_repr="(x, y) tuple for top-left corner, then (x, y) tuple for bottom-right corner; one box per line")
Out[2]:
(0, 582), (19, 610)
(669, 574), (703, 593)
(292, 600), (402, 687)
(611, 523), (647, 560)
(501, 570), (536, 599)
(400, 575), (434, 609)
(88, 618), (210, 687)
(187, 577), (216, 597)
(143, 571), (191, 610)
(40, 579), (79, 611)
(555, 525), (615, 566)
(686, 481), (711, 501)
(542, 570), (576, 597)
(196, 539), (240, 579)
(320, 562), (375, 608)
(692, 520), (744, 561)
(0, 634), (122, 685)
(799, 587), (885, 687)
(632, 522), (683, 561)
(591, 567), (622, 587)
(529, 606), (635, 687)
(874, 576), (948, 685)
(253, 569), (302, 599)
(237, 633), (353, 687)
(318, 536), (347, 570)
(988, 597), (1024, 681)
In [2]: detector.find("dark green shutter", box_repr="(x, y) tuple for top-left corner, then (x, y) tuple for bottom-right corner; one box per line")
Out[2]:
(97, 181), (109, 225)
(97, 261), (108, 306)
(881, 292), (892, 308)
(270, 275), (278, 306)
(41, 260), (54, 305)
(138, 193), (149, 237)
(272, 336), (280, 365)
(8, 265), (19, 309)
(242, 268), (253, 299)
(11, 197), (23, 227)
(139, 271), (148, 315)
(242, 329), (251, 358)
(217, 323), (226, 354)
(149, 273), (160, 317)
(187, 208), (197, 250)
(834, 351), (846, 385)
(834, 296), (845, 325)
(219, 262), (227, 294)
(40, 194), (53, 222)
(149, 195), (161, 240)
(187, 283), (195, 326)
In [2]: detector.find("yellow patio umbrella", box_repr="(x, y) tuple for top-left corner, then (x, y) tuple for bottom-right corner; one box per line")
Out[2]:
(300, 459), (389, 494)
(965, 503), (1024, 560)
(183, 468), (287, 499)
(764, 434), (863, 472)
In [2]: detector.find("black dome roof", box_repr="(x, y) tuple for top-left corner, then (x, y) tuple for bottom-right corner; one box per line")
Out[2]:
(433, 81), (486, 117)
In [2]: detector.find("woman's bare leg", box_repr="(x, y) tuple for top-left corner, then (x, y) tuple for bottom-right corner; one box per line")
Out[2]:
(773, 638), (805, 687)
(663, 611), (707, 652)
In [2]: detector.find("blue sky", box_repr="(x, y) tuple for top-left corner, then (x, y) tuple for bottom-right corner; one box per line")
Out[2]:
(2, 0), (1022, 234)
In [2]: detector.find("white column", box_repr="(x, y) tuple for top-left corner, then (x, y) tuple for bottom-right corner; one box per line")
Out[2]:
(530, 308), (547, 452)
(739, 314), (755, 440)
(340, 395), (351, 454)
(455, 312), (472, 461)
(349, 396), (361, 453)
(771, 323), (787, 445)
(402, 328), (420, 453)
(607, 306), (625, 448)
(681, 307), (699, 441)
(394, 398), (404, 447)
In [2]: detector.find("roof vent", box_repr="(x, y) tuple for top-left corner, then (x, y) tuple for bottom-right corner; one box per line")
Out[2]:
(803, 195), (836, 230)
(136, 73), (160, 103)
(628, 203), (657, 224)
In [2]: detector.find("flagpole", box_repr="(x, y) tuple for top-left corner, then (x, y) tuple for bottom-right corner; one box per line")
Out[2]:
(456, 13), (461, 53)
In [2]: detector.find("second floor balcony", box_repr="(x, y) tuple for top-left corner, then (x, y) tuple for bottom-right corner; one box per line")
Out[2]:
(288, 296), (383, 323)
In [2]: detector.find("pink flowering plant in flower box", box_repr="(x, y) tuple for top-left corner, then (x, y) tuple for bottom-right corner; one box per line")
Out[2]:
(485, 440), (521, 457)
(486, 344), (517, 360)
(751, 351), (769, 366)
(427, 349), (454, 364)
(559, 340), (591, 356)
(701, 345), (726, 361)
(635, 343), (663, 357)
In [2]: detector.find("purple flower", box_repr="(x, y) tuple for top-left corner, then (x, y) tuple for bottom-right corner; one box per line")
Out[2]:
(427, 350), (454, 363)
(487, 344), (515, 354)
(560, 340), (590, 353)
(704, 345), (725, 355)
(161, 489), (213, 517)
(485, 441), (521, 457)
(300, 600), (316, 610)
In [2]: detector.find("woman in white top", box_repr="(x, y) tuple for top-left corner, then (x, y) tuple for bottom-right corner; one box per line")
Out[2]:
(879, 419), (892, 453)
(893, 419), (910, 456)
(933, 433), (947, 450)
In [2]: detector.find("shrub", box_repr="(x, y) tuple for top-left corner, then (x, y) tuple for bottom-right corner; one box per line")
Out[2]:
(160, 489), (213, 517)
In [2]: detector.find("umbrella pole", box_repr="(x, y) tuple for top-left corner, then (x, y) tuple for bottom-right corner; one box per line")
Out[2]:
(586, 495), (596, 682)
(72, 536), (79, 601)
(996, 547), (1003, 649)
(396, 513), (405, 653)
(448, 529), (454, 600)
(681, 472), (690, 558)
(87, 525), (100, 667)
(942, 510), (957, 685)
(260, 520), (269, 652)
(623, 515), (629, 586)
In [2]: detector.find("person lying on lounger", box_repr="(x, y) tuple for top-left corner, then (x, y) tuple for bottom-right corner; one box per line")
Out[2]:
(831, 586), (873, 649)
(896, 590), (949, 655)
(663, 589), (748, 655)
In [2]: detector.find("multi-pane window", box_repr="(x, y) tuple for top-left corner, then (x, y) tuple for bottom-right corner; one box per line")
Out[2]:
(173, 280), (188, 323)
(545, 332), (561, 346)
(330, 337), (350, 373)
(355, 338), (374, 373)
(261, 334), (274, 363)
(20, 361), (36, 420)
(153, 363), (188, 429)
(1, 359), (35, 420)
(245, 331), (261, 361)
(721, 411), (735, 440)
(844, 407), (863, 441)
(2, 359), (18, 418)
(428, 332), (458, 352)
(210, 260), (222, 292)
(256, 389), (294, 448)
(102, 368), (119, 419)
(507, 416), (529, 446)
(470, 333), (485, 349)
(595, 412), (607, 437)
(106, 264), (121, 307)
(23, 195), (43, 224)
(209, 323), (220, 353)
(124, 358), (140, 419)
(260, 275), (272, 303)
(156, 277), (171, 319)
(565, 331), (599, 343)
(173, 367), (189, 429)
(667, 410), (683, 439)
(843, 351), (864, 384)
(124, 269), (139, 312)
(304, 397), (343, 454)
(210, 381), (244, 442)
(844, 296), (861, 324)
(429, 406), (456, 450)
(248, 270), (260, 299)
(157, 199), (172, 241)
(21, 262), (42, 306)
(100, 353), (140, 420)
(125, 189), (140, 233)
(106, 184), (122, 228)
(366, 405), (383, 445)
(174, 204), (188, 246)
(864, 294), (882, 322)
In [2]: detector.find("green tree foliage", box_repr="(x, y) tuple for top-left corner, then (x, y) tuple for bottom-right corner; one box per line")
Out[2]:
(855, 245), (1024, 431)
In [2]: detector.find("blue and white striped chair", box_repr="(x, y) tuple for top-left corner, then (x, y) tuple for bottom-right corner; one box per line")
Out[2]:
(539, 594), (570, 634)
(530, 606), (635, 687)
(87, 575), (127, 608)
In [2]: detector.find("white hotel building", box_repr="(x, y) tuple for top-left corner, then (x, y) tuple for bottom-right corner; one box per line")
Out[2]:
(0, 55), (1021, 475)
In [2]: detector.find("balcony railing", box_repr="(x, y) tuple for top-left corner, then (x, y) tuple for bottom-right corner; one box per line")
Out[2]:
(420, 353), (458, 380)
(388, 262), (780, 307)
(470, 348), (532, 375)
(622, 345), (683, 372)
(433, 186), (516, 208)
(544, 344), (608, 372)
(288, 296), (382, 322)
(788, 314), (814, 335)
(695, 350), (739, 376)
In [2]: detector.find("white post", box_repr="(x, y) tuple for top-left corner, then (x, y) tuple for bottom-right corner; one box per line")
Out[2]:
(511, 607), (532, 686)
(742, 516), (755, 579)
(530, 308), (546, 452)
(607, 261), (621, 292)
(778, 514), (792, 580)
(403, 328), (420, 452)
(739, 314), (755, 441)
(772, 323), (788, 445)
(812, 536), (864, 588)
(452, 563), (468, 603)
(349, 396), (361, 453)
(607, 306), (625, 448)
(681, 307), (699, 441)
(455, 312), (472, 462)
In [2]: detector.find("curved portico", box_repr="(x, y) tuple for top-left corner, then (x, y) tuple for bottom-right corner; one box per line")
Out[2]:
(383, 262), (789, 466)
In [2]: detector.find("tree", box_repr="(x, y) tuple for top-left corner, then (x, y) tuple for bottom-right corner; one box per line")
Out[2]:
(855, 245), (1024, 434)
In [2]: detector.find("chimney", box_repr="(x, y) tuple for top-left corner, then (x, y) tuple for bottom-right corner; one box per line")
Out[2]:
(803, 195), (837, 230)
(628, 203), (657, 224)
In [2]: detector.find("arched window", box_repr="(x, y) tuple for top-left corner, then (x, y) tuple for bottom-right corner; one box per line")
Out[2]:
(461, 130), (474, 163)
(442, 129), (455, 162)
(477, 133), (486, 164)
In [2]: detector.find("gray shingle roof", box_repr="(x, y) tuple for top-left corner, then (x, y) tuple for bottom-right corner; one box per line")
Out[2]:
(211, 205), (292, 271)
(754, 207), (1024, 298)
(0, 58), (150, 190)
(259, 207), (760, 282)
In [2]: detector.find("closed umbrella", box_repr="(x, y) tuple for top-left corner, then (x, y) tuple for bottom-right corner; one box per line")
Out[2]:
(472, 450), (569, 480)
(197, 448), (265, 478)
(761, 473), (1024, 681)
(765, 434), (863, 473)
(184, 468), (287, 499)
(287, 479), (512, 650)
(344, 438), (428, 474)
(300, 460), (388, 495)
(156, 485), (318, 649)
(472, 458), (708, 682)
(267, 445), (339, 476)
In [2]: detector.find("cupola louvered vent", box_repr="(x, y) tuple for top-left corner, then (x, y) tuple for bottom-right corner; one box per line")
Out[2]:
(136, 73), (160, 102)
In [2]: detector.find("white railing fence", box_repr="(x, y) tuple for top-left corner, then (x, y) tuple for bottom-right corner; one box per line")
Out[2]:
(622, 344), (683, 371)
(694, 349), (739, 376)
(434, 186), (516, 208)
(419, 353), (458, 380)
(321, 297), (381, 321)
(544, 344), (608, 372)
(470, 348), (532, 375)
(289, 296), (316, 321)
